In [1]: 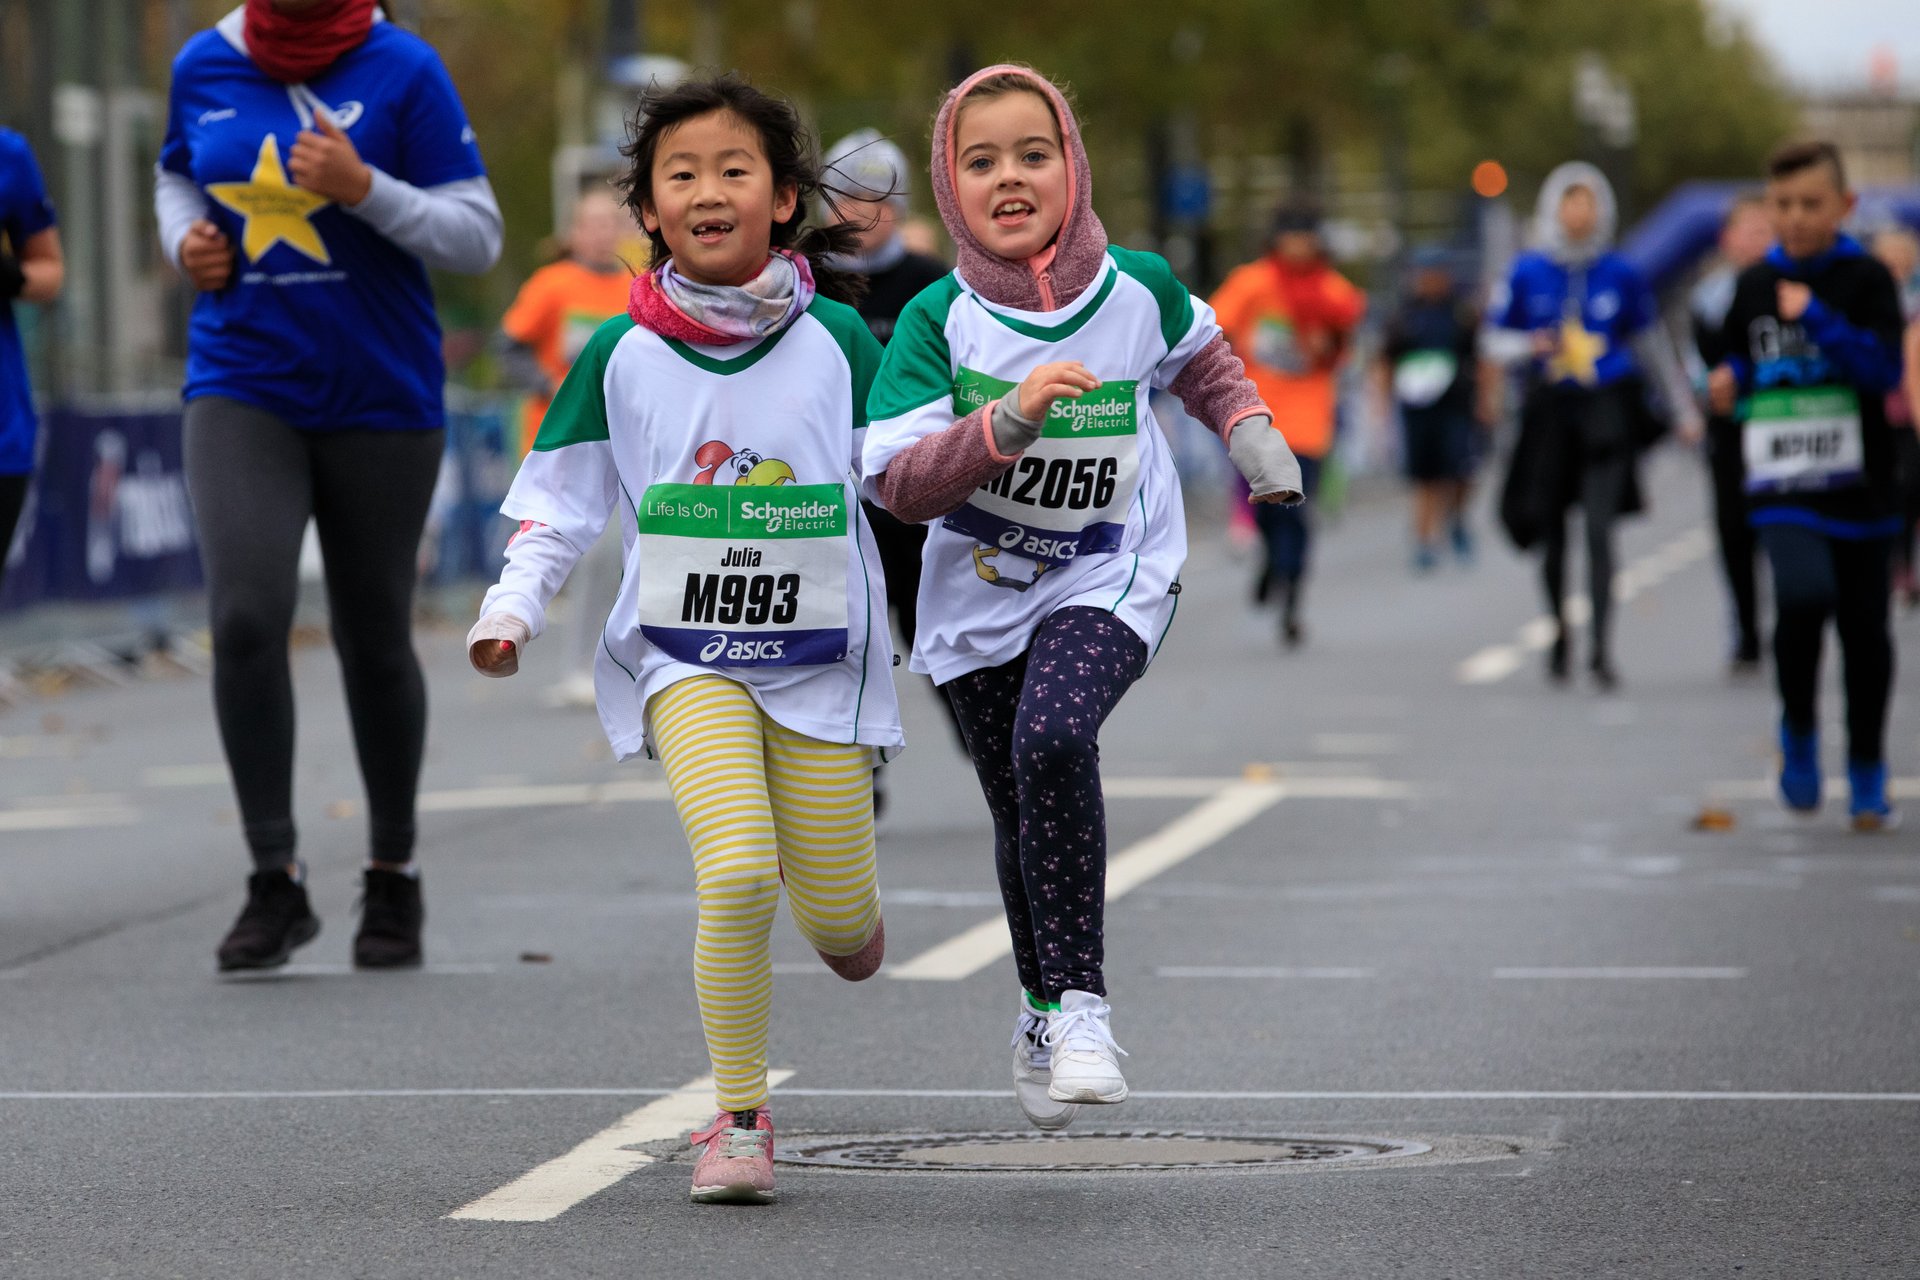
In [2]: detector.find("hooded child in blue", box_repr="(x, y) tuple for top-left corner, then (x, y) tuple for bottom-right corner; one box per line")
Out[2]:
(0, 130), (57, 476)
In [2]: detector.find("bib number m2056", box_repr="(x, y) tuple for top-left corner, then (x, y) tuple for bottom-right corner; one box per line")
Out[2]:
(1742, 386), (1866, 495)
(635, 482), (850, 668)
(941, 366), (1140, 566)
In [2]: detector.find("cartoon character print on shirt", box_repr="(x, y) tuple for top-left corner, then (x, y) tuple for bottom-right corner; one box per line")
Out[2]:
(691, 440), (796, 487)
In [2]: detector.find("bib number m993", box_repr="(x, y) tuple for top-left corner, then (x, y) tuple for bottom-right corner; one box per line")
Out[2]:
(680, 572), (801, 627)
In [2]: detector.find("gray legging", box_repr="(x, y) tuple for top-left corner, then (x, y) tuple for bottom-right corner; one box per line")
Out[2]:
(184, 397), (443, 870)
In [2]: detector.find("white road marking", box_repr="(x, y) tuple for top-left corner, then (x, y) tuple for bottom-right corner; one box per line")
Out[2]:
(1458, 528), (1711, 685)
(888, 781), (1288, 982)
(3, 1085), (1916, 1104)
(220, 963), (500, 979)
(0, 806), (139, 832)
(1155, 966), (1376, 980)
(418, 779), (672, 812)
(445, 1070), (794, 1222)
(1312, 733), (1404, 756)
(1493, 967), (1747, 980)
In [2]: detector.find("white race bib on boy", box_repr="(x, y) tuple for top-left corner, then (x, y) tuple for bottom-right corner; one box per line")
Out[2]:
(634, 481), (850, 667)
(1742, 386), (1866, 495)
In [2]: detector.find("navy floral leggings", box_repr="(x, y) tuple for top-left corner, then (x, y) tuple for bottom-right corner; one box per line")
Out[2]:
(942, 606), (1149, 1000)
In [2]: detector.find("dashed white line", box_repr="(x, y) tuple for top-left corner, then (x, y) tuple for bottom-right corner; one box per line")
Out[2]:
(1493, 967), (1747, 980)
(445, 1070), (794, 1222)
(0, 807), (139, 832)
(1156, 966), (1376, 980)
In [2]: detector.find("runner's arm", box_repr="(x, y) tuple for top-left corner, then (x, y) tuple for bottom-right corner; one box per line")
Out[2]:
(346, 173), (503, 275)
(153, 167), (208, 271)
(1797, 282), (1903, 394)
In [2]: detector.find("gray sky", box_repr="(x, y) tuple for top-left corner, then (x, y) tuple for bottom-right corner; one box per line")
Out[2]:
(1713, 0), (1920, 88)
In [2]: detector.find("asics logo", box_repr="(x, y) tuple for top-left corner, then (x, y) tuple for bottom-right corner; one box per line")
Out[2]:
(699, 634), (729, 662)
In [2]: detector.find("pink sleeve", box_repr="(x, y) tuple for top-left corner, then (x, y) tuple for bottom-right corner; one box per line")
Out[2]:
(873, 402), (1019, 524)
(1166, 333), (1270, 438)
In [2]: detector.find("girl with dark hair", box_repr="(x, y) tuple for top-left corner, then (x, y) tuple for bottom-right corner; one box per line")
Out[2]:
(156, 0), (502, 972)
(469, 74), (901, 1205)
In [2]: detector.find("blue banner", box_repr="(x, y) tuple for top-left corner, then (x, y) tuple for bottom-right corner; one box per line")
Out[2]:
(0, 407), (202, 610)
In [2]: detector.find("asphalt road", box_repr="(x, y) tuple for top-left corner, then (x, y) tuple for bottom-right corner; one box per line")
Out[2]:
(1, 449), (1915, 1279)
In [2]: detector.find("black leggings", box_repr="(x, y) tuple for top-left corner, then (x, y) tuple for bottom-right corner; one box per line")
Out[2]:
(184, 397), (443, 870)
(1540, 388), (1633, 661)
(1757, 523), (1895, 765)
(0, 473), (27, 570)
(942, 607), (1149, 1000)
(1706, 417), (1761, 658)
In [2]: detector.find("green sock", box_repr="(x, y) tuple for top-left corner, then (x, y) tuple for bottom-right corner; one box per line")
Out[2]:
(1022, 989), (1049, 1015)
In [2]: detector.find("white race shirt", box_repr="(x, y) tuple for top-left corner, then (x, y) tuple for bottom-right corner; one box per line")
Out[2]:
(864, 248), (1220, 684)
(482, 301), (902, 761)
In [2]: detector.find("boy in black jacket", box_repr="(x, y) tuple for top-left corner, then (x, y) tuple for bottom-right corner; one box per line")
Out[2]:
(1709, 140), (1905, 830)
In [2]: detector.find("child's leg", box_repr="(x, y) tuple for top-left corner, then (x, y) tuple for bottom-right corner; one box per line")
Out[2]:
(1759, 524), (1838, 736)
(1007, 607), (1149, 1000)
(943, 655), (1049, 1001)
(647, 676), (781, 1113)
(1829, 535), (1895, 765)
(760, 715), (881, 958)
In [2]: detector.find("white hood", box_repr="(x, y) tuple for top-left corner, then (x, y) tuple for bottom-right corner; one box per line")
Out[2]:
(1533, 161), (1617, 265)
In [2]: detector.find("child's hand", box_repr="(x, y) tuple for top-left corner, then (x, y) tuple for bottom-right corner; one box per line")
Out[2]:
(1708, 364), (1739, 416)
(1531, 328), (1561, 358)
(1016, 361), (1100, 422)
(1776, 281), (1812, 322)
(467, 612), (532, 678)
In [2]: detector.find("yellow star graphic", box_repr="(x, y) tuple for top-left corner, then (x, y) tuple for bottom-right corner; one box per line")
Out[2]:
(1547, 315), (1609, 386)
(205, 135), (332, 266)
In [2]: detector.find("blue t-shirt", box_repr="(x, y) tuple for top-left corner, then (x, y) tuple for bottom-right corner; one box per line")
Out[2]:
(0, 129), (57, 475)
(1497, 249), (1654, 390)
(159, 23), (485, 430)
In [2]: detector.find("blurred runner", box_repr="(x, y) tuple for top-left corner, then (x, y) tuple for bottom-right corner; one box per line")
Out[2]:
(1495, 162), (1701, 690)
(499, 189), (635, 456)
(0, 128), (63, 584)
(1691, 193), (1773, 673)
(1709, 141), (1903, 830)
(1211, 204), (1364, 647)
(822, 128), (961, 795)
(1379, 245), (1482, 572)
(156, 0), (502, 970)
(498, 189), (637, 707)
(1869, 226), (1920, 610)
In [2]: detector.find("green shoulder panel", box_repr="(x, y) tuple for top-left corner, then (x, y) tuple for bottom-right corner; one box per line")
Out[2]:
(531, 314), (636, 451)
(805, 295), (886, 431)
(867, 274), (963, 423)
(1107, 246), (1196, 356)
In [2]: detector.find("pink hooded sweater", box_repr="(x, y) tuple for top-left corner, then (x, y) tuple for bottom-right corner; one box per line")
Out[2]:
(874, 65), (1269, 523)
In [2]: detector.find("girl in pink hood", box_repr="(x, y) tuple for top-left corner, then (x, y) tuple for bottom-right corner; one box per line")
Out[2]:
(865, 65), (1299, 1126)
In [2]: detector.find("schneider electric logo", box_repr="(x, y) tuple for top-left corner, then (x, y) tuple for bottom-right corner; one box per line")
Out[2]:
(739, 498), (838, 535)
(1048, 391), (1130, 432)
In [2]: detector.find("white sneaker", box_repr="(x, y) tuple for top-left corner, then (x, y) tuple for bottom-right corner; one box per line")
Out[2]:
(1044, 990), (1129, 1104)
(1012, 1000), (1080, 1131)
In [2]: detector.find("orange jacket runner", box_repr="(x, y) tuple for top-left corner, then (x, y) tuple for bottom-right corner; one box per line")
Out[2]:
(501, 259), (634, 455)
(1209, 257), (1365, 460)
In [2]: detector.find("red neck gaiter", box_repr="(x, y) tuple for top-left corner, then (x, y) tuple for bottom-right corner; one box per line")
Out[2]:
(243, 0), (379, 84)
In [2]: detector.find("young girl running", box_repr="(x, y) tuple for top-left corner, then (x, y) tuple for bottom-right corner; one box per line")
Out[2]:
(865, 65), (1300, 1128)
(468, 76), (900, 1204)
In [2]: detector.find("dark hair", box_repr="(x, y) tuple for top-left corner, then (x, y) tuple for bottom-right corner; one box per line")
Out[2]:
(617, 74), (865, 305)
(1767, 139), (1848, 191)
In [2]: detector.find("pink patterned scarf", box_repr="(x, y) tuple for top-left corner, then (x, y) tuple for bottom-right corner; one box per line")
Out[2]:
(627, 251), (816, 346)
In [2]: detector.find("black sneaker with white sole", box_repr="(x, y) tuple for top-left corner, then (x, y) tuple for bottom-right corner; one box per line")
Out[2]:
(216, 868), (320, 971)
(353, 868), (424, 969)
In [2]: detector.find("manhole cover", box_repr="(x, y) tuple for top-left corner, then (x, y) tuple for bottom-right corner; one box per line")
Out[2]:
(775, 1131), (1430, 1172)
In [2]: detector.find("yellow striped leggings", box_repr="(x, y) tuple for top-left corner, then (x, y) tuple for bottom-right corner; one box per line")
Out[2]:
(647, 675), (881, 1111)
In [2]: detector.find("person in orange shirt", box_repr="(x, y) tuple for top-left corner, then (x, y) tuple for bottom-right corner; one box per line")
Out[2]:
(499, 189), (636, 456)
(1211, 205), (1365, 646)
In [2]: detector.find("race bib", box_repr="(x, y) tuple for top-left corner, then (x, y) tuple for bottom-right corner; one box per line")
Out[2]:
(1742, 386), (1866, 495)
(941, 367), (1140, 566)
(1252, 315), (1311, 376)
(1393, 349), (1458, 409)
(635, 482), (849, 668)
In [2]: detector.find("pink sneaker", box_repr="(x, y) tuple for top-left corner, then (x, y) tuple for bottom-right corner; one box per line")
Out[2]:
(816, 916), (885, 981)
(689, 1109), (775, 1204)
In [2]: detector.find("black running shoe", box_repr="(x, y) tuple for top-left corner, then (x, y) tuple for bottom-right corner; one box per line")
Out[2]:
(1590, 656), (1619, 693)
(216, 869), (320, 971)
(1547, 631), (1571, 684)
(353, 868), (424, 969)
